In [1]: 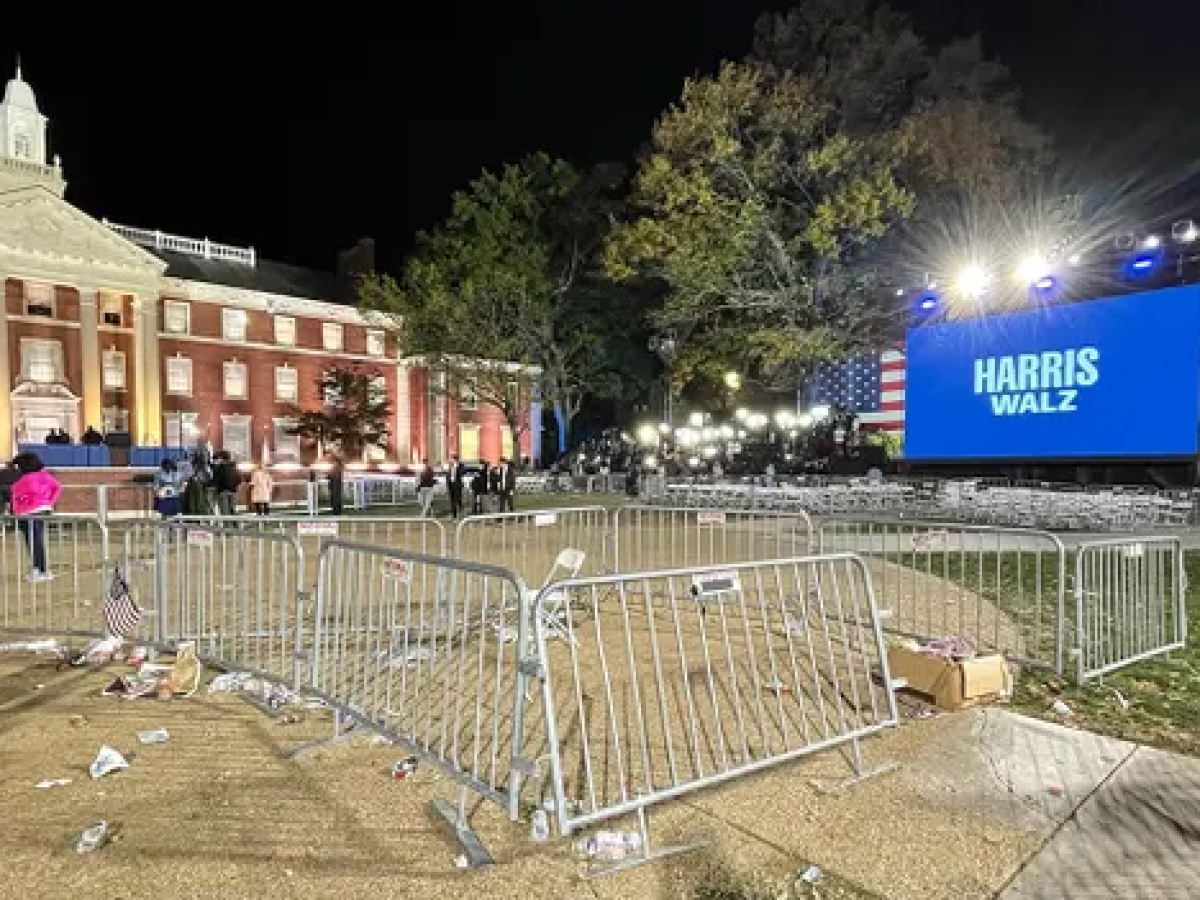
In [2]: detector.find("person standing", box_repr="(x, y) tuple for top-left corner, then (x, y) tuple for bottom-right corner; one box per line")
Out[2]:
(471, 461), (489, 515)
(417, 461), (436, 518)
(497, 457), (517, 513)
(212, 452), (240, 515)
(249, 465), (274, 516)
(328, 456), (345, 516)
(10, 451), (62, 581)
(446, 454), (466, 519)
(153, 459), (183, 519)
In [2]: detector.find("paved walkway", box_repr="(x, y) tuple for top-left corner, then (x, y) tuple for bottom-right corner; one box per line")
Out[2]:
(913, 709), (1200, 900)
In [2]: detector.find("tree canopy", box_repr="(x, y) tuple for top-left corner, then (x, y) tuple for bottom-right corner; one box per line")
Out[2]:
(359, 153), (651, 454)
(605, 0), (1050, 395)
(287, 365), (391, 459)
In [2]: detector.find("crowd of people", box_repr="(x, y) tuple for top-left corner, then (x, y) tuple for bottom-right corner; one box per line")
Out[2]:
(416, 456), (520, 518)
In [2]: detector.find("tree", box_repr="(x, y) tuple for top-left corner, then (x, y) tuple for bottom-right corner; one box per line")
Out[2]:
(606, 0), (1050, 396)
(360, 155), (645, 458)
(287, 364), (391, 459)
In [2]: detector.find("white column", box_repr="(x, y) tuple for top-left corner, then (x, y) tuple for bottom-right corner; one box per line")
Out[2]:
(0, 277), (11, 454)
(78, 288), (101, 432)
(132, 294), (162, 445)
(394, 361), (410, 462)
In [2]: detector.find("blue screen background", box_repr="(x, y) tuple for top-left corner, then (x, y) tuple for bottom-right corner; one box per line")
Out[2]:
(904, 285), (1200, 460)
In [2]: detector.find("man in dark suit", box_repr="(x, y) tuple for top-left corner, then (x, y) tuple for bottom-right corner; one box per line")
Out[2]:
(446, 454), (466, 518)
(497, 457), (517, 513)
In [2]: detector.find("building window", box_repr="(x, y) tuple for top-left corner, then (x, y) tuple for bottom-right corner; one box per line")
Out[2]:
(221, 415), (252, 461)
(275, 366), (298, 402)
(102, 407), (130, 434)
(274, 315), (296, 346)
(20, 339), (61, 383)
(166, 356), (192, 395)
(13, 132), (31, 159)
(459, 384), (478, 411)
(24, 282), (54, 318)
(164, 300), (190, 334)
(366, 330), (386, 356)
(222, 307), (248, 342)
(101, 349), (126, 390)
(223, 361), (248, 399)
(101, 294), (123, 327)
(273, 418), (301, 462)
(458, 424), (481, 461)
(370, 374), (387, 402)
(501, 426), (515, 462)
(164, 412), (199, 448)
(322, 322), (343, 351)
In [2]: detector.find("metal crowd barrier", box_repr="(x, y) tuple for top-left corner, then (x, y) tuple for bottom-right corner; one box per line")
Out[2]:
(1073, 536), (1188, 683)
(612, 505), (815, 572)
(453, 506), (611, 586)
(120, 521), (307, 688)
(0, 515), (110, 637)
(308, 540), (537, 866)
(531, 554), (900, 872)
(818, 518), (1067, 671)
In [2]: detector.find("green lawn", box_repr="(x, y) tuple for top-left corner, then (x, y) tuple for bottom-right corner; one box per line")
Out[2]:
(892, 548), (1200, 756)
(279, 491), (635, 519)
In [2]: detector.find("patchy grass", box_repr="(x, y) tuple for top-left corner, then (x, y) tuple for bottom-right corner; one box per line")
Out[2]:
(691, 863), (884, 900)
(889, 548), (1200, 756)
(319, 491), (633, 519)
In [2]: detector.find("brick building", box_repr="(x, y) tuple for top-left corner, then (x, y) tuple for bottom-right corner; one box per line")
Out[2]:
(0, 65), (540, 467)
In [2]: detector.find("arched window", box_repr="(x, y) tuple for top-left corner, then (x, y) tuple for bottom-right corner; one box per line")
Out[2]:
(13, 132), (31, 159)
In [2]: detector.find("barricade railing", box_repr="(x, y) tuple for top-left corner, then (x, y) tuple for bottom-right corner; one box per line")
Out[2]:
(0, 514), (111, 637)
(309, 541), (536, 866)
(1073, 536), (1188, 682)
(122, 521), (307, 688)
(818, 518), (1067, 672)
(613, 506), (816, 573)
(531, 553), (899, 872)
(454, 507), (611, 587)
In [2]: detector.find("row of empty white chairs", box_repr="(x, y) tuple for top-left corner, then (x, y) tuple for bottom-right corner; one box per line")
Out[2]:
(654, 479), (1196, 531)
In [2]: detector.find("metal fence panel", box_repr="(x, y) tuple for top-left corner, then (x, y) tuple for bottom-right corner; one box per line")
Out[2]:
(309, 541), (536, 821)
(122, 521), (307, 688)
(1074, 536), (1188, 682)
(0, 515), (110, 637)
(454, 507), (611, 587)
(614, 506), (815, 573)
(818, 518), (1067, 671)
(532, 554), (898, 841)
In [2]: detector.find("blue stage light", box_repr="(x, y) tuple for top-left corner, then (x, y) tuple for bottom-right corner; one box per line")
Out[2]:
(1034, 276), (1057, 291)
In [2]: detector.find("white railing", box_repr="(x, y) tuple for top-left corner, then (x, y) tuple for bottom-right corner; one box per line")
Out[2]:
(0, 154), (62, 181)
(101, 219), (256, 267)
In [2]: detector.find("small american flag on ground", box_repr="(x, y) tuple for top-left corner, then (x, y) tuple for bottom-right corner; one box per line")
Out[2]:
(810, 345), (906, 434)
(104, 566), (142, 638)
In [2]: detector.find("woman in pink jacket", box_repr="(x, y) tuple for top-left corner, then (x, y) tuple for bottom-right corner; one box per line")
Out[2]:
(11, 452), (62, 581)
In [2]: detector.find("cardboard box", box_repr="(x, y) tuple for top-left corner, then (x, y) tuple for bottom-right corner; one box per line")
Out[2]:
(886, 646), (1012, 711)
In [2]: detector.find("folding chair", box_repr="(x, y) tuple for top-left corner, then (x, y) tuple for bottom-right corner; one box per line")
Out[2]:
(534, 548), (586, 646)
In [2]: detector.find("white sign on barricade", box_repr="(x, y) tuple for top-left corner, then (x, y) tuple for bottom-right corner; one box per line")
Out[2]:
(297, 521), (339, 537)
(186, 529), (214, 548)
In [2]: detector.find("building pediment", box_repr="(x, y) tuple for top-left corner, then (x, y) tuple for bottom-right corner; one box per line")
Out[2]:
(0, 186), (166, 291)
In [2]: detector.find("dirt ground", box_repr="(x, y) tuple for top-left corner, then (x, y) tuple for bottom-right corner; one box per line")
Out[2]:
(0, 651), (1042, 900)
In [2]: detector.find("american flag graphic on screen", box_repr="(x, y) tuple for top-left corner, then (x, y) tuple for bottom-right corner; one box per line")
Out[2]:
(810, 346), (906, 433)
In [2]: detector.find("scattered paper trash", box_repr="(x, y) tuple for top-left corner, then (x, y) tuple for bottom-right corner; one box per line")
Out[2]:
(530, 808), (550, 842)
(1049, 785), (1065, 797)
(89, 746), (129, 780)
(72, 636), (123, 667)
(1051, 699), (1073, 717)
(75, 821), (111, 854)
(762, 678), (790, 695)
(799, 865), (823, 885)
(36, 778), (71, 789)
(0, 638), (60, 655)
(391, 757), (418, 780)
(575, 831), (642, 860)
(137, 729), (170, 745)
(454, 854), (469, 869)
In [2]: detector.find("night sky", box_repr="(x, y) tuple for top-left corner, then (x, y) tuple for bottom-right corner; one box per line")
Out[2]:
(5, 2), (1200, 274)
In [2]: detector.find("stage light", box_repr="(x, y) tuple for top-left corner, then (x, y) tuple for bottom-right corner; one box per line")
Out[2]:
(811, 405), (831, 421)
(1173, 220), (1199, 243)
(1126, 251), (1161, 279)
(1016, 255), (1052, 285)
(913, 290), (940, 314)
(955, 265), (989, 298)
(1142, 234), (1162, 250)
(688, 412), (704, 428)
(1068, 253), (1082, 266)
(636, 424), (659, 446)
(1114, 233), (1136, 251)
(734, 407), (749, 422)
(1034, 276), (1058, 292)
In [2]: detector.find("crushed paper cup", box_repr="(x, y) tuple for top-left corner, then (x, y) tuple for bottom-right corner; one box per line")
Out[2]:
(89, 746), (129, 779)
(35, 778), (71, 789)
